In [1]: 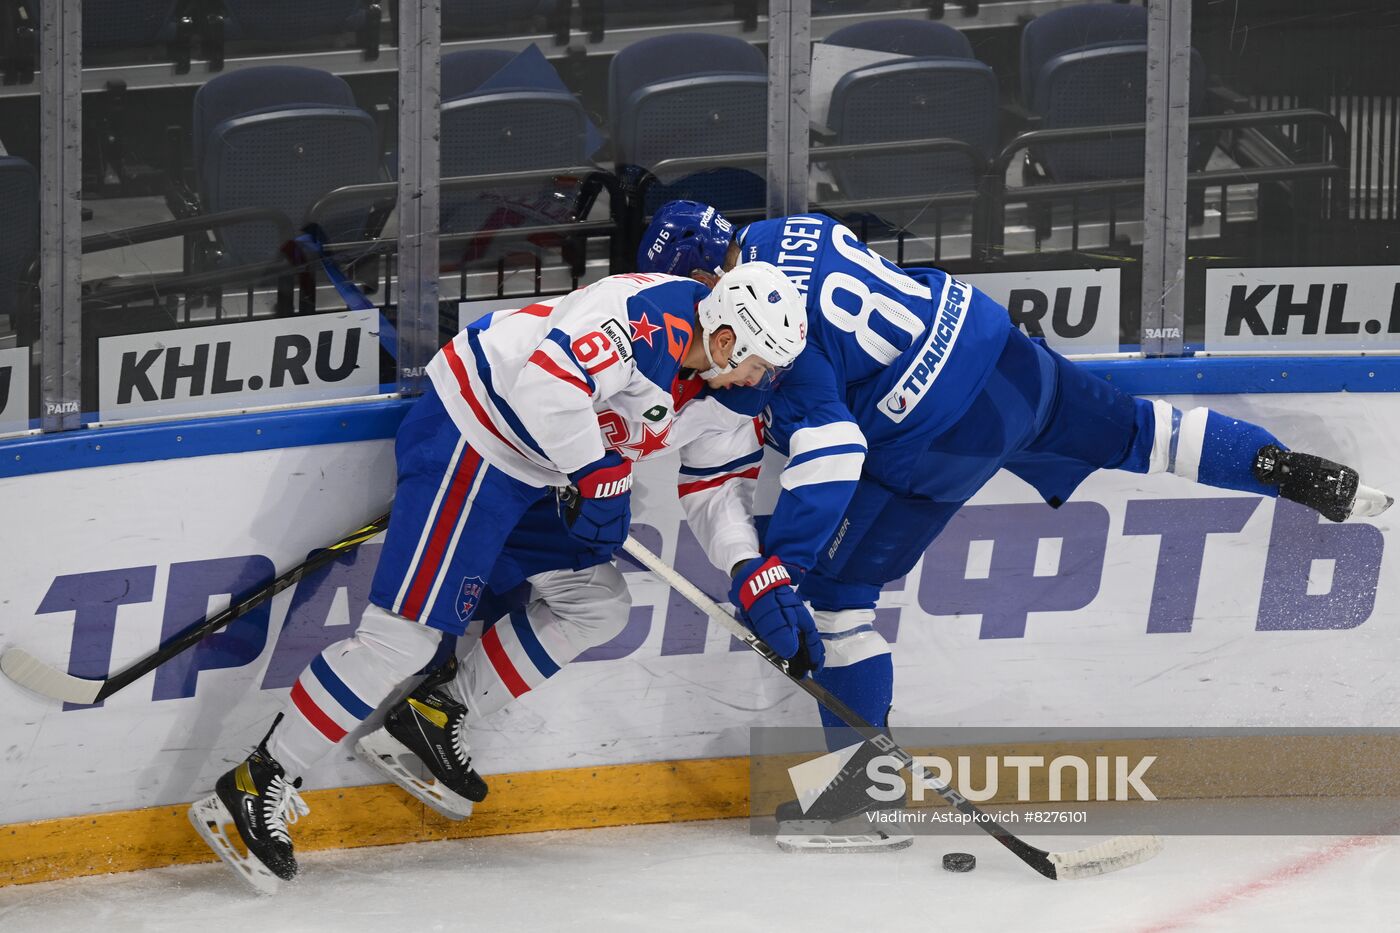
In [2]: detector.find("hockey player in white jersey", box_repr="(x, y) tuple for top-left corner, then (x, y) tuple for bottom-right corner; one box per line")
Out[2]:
(189, 263), (817, 892)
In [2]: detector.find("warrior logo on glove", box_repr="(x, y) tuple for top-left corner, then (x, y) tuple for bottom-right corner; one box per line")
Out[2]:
(739, 559), (792, 608)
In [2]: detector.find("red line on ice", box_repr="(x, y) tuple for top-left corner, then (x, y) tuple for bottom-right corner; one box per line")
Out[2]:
(1135, 834), (1387, 933)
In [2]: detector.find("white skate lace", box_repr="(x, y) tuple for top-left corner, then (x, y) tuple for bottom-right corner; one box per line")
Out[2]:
(264, 775), (310, 846)
(451, 716), (474, 771)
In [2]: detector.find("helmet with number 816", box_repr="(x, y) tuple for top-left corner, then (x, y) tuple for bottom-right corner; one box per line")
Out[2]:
(637, 200), (735, 276)
(696, 261), (807, 377)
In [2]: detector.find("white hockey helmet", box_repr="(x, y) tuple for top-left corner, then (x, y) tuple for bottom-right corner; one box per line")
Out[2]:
(696, 261), (807, 379)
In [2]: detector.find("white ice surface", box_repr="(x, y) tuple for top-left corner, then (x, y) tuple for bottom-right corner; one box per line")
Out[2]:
(2, 817), (1397, 933)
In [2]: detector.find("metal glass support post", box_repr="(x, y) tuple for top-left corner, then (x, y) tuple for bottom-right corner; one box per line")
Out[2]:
(38, 0), (82, 430)
(1140, 0), (1191, 357)
(396, 0), (442, 395)
(767, 0), (811, 217)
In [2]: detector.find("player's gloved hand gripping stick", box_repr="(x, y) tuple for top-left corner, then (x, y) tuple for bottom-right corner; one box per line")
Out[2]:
(2, 514), (391, 705)
(621, 534), (1163, 881)
(562, 451), (634, 549)
(729, 556), (824, 678)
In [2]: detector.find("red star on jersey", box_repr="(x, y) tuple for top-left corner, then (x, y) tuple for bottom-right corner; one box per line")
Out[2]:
(630, 313), (662, 347)
(621, 421), (672, 458)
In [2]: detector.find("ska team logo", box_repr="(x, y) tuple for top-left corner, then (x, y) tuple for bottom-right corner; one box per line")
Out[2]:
(457, 576), (486, 622)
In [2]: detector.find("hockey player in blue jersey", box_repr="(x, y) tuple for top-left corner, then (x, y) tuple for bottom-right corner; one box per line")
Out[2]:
(639, 200), (1394, 848)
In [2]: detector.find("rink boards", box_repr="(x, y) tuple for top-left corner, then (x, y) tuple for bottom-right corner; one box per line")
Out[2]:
(0, 387), (1397, 883)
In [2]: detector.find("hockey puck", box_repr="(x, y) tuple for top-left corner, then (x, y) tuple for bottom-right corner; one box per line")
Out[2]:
(943, 852), (976, 872)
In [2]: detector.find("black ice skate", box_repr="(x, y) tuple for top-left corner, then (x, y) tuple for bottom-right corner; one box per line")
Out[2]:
(1253, 445), (1394, 523)
(354, 658), (488, 820)
(188, 719), (309, 895)
(774, 740), (913, 853)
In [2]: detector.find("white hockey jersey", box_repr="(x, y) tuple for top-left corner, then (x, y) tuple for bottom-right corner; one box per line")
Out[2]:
(427, 273), (764, 572)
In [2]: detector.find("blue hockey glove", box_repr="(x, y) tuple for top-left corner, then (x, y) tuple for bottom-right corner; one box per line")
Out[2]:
(562, 452), (633, 549)
(729, 556), (824, 677)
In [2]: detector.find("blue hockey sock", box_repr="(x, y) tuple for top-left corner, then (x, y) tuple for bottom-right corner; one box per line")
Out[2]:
(811, 608), (894, 749)
(1194, 410), (1284, 496)
(1128, 400), (1284, 497)
(815, 654), (893, 747)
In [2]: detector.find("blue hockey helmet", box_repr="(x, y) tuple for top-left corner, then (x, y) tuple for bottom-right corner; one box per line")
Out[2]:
(636, 200), (734, 276)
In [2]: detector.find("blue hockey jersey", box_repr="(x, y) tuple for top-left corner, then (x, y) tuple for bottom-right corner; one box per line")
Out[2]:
(736, 215), (1012, 573)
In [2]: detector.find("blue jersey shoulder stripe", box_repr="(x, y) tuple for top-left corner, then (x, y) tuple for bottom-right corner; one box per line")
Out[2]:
(785, 442), (867, 471)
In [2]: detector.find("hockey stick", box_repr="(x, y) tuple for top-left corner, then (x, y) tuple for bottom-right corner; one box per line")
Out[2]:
(1, 513), (390, 705)
(620, 536), (1162, 881)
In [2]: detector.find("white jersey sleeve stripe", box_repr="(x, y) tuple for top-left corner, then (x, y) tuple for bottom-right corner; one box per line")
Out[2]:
(780, 452), (865, 490)
(789, 421), (867, 458)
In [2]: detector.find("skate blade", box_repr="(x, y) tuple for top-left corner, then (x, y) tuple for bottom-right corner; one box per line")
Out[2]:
(188, 794), (284, 895)
(354, 731), (475, 820)
(1350, 484), (1394, 520)
(776, 824), (914, 853)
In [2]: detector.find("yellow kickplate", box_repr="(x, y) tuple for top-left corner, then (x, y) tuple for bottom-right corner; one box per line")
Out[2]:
(0, 756), (750, 888)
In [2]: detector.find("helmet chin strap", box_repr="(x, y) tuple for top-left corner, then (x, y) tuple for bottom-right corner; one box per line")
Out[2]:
(698, 330), (732, 379)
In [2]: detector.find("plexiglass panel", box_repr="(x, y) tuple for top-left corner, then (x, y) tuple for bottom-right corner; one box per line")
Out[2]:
(809, 0), (1154, 357)
(1187, 0), (1400, 354)
(75, 0), (401, 424)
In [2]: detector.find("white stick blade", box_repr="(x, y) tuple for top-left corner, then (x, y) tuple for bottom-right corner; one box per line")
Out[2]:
(1, 648), (103, 705)
(1049, 834), (1163, 880)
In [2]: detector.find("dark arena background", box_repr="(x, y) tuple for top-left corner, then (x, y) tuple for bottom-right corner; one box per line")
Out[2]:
(1, 1), (1398, 930)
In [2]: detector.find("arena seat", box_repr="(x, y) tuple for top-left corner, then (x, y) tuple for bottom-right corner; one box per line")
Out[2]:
(821, 19), (996, 201)
(23, 0), (180, 53)
(221, 0), (369, 43)
(825, 17), (972, 58)
(609, 33), (767, 213)
(439, 47), (598, 239)
(443, 0), (544, 38)
(1020, 3), (1210, 182)
(0, 154), (38, 330)
(191, 66), (381, 266)
(81, 0), (180, 48)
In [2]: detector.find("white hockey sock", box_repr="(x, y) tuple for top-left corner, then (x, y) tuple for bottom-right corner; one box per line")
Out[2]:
(1143, 400), (1210, 479)
(268, 603), (441, 779)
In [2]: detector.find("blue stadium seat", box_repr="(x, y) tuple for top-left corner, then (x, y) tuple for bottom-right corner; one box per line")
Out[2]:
(441, 49), (517, 100)
(192, 66), (380, 265)
(443, 0), (543, 37)
(439, 48), (595, 237)
(822, 19), (995, 200)
(1020, 3), (1210, 181)
(825, 18), (973, 59)
(0, 155), (38, 327)
(609, 33), (767, 213)
(1020, 2), (1148, 107)
(221, 0), (367, 42)
(26, 0), (178, 50)
(81, 0), (179, 48)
